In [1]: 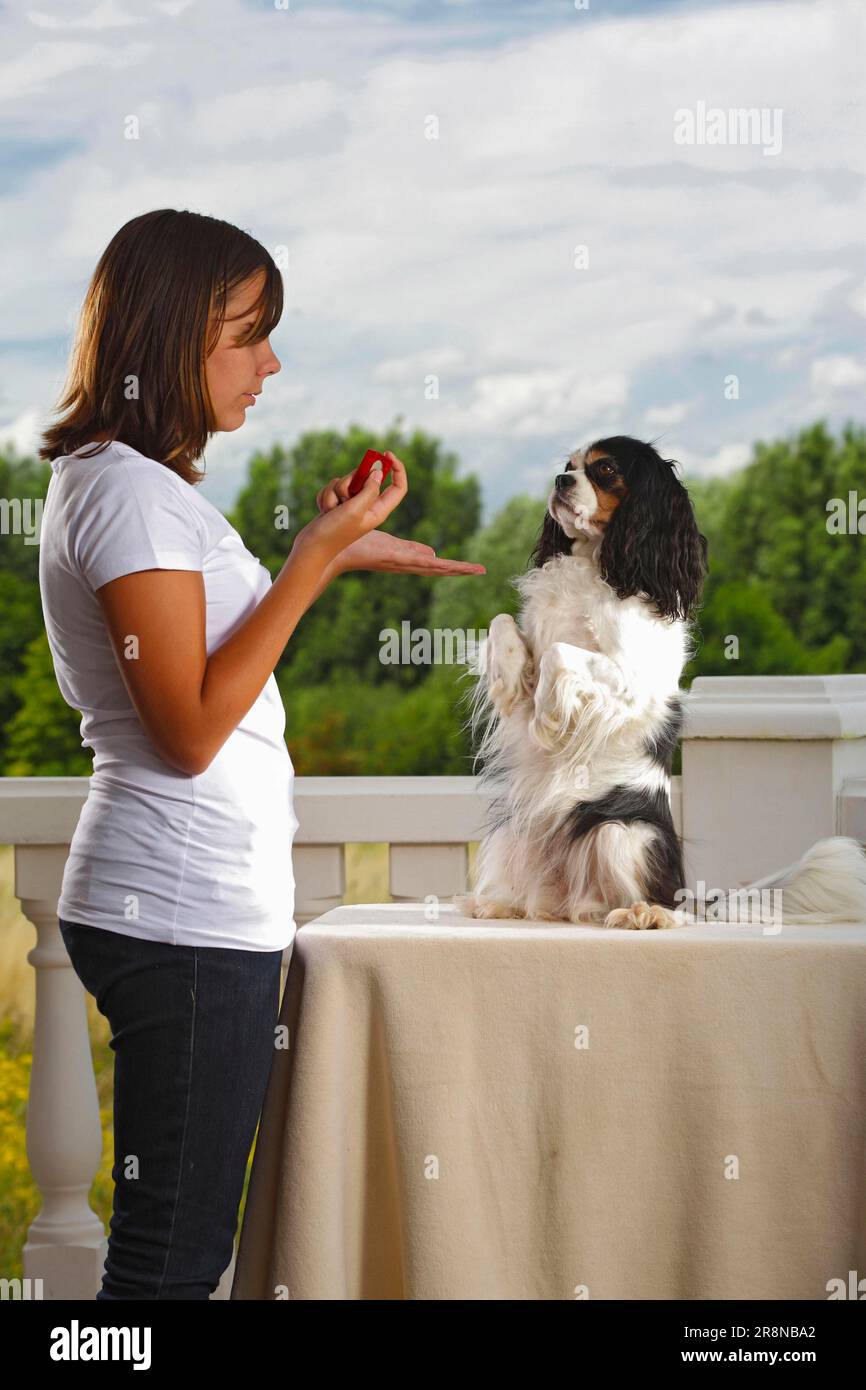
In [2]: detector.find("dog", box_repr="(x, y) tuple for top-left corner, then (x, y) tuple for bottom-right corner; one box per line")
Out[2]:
(454, 435), (866, 929)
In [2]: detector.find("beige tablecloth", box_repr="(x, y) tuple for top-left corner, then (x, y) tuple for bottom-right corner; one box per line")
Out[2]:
(231, 903), (866, 1300)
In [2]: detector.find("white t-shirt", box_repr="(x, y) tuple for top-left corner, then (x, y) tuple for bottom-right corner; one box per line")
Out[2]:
(38, 438), (300, 952)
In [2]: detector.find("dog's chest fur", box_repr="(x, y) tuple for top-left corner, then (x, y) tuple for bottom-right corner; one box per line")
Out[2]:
(515, 553), (611, 656)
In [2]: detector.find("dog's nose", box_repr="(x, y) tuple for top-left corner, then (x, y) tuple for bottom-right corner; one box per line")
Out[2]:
(555, 472), (575, 491)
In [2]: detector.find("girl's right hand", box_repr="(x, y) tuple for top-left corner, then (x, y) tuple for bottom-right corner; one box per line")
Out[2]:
(292, 451), (408, 566)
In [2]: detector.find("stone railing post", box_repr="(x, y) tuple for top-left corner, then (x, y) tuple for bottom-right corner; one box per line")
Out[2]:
(680, 674), (866, 892)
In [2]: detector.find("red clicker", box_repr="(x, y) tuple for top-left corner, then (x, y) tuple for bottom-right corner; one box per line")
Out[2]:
(348, 449), (393, 496)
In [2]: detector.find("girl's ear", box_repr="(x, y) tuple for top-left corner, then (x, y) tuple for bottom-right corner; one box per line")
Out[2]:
(529, 509), (574, 569)
(600, 476), (708, 621)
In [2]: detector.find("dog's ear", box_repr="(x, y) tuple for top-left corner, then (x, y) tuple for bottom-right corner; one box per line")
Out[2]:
(529, 509), (574, 569)
(600, 472), (708, 621)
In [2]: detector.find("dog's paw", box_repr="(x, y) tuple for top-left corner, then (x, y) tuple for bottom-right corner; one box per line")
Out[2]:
(529, 643), (593, 749)
(603, 900), (681, 930)
(452, 891), (476, 917)
(486, 613), (532, 717)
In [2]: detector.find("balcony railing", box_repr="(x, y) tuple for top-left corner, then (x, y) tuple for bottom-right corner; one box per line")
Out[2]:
(2, 674), (865, 1299)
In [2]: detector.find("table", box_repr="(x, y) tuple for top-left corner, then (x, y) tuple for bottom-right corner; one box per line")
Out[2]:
(230, 903), (866, 1300)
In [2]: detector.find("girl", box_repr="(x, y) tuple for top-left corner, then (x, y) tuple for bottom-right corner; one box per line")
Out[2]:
(37, 207), (485, 1299)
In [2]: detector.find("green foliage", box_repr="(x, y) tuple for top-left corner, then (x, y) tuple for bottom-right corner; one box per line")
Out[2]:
(3, 631), (90, 775)
(280, 665), (476, 776)
(684, 579), (850, 680)
(685, 419), (866, 670)
(0, 572), (45, 741)
(427, 494), (545, 635)
(0, 418), (863, 777)
(0, 449), (50, 585)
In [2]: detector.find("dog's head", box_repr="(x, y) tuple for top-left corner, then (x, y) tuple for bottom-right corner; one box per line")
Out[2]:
(529, 435), (709, 621)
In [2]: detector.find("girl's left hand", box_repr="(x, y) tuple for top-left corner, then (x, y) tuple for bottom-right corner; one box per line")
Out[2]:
(334, 529), (486, 576)
(317, 452), (485, 576)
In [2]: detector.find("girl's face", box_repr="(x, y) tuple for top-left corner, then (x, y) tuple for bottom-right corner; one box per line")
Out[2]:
(204, 269), (281, 431)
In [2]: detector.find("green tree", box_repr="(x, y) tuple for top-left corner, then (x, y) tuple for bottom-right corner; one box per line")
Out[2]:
(0, 572), (45, 743)
(685, 579), (850, 680)
(279, 665), (475, 776)
(3, 631), (89, 775)
(427, 494), (546, 636)
(687, 420), (866, 669)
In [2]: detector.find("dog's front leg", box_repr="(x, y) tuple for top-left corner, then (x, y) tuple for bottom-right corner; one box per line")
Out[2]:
(581, 651), (634, 701)
(484, 613), (536, 717)
(529, 642), (612, 753)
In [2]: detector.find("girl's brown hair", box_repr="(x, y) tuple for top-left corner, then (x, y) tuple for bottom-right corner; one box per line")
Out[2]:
(39, 209), (283, 485)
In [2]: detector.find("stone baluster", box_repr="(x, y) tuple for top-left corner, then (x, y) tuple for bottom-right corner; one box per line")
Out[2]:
(16, 853), (107, 1300)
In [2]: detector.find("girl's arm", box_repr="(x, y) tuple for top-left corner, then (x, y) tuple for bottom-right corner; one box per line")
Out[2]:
(94, 456), (406, 775)
(96, 541), (342, 776)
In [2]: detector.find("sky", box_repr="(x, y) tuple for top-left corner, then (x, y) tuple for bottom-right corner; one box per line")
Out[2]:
(1, 0), (864, 519)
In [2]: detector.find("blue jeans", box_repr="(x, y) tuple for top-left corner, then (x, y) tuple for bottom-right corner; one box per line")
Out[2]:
(58, 918), (285, 1300)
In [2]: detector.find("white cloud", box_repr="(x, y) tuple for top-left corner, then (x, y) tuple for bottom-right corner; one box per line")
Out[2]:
(447, 368), (628, 436)
(0, 406), (48, 460)
(0, 39), (151, 99)
(678, 441), (752, 478)
(810, 355), (866, 391)
(695, 298), (737, 328)
(848, 280), (866, 317)
(645, 401), (691, 427)
(27, 1), (145, 31)
(374, 346), (467, 383)
(191, 81), (340, 148)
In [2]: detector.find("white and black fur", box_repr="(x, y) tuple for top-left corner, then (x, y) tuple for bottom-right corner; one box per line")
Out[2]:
(455, 435), (866, 929)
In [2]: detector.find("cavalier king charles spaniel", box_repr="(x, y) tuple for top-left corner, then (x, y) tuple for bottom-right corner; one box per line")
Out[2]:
(455, 434), (866, 929)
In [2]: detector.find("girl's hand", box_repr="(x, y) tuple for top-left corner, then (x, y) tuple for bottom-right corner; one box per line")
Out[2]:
(315, 453), (397, 514)
(334, 529), (486, 576)
(312, 450), (485, 576)
(293, 452), (407, 567)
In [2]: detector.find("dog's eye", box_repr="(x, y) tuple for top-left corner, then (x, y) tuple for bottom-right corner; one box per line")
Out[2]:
(596, 462), (614, 476)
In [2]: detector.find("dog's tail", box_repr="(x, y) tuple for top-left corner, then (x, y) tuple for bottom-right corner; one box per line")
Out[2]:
(702, 836), (866, 926)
